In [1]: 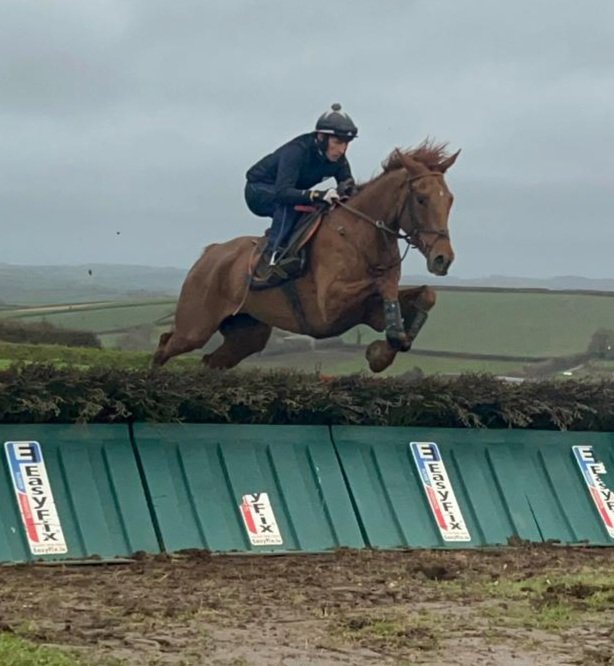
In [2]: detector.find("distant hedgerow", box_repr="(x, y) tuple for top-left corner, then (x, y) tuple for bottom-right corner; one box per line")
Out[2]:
(0, 319), (100, 348)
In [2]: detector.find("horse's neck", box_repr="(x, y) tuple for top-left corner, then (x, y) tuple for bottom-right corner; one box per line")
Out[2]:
(347, 170), (405, 223)
(320, 170), (405, 271)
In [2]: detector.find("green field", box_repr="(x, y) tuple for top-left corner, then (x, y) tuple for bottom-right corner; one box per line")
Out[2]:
(0, 340), (524, 376)
(0, 341), (198, 371)
(241, 348), (523, 376)
(0, 299), (175, 333)
(0, 339), (524, 376)
(2, 288), (614, 376)
(6, 290), (609, 358)
(344, 290), (614, 358)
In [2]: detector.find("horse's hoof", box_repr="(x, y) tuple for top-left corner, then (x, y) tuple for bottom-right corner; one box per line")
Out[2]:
(366, 340), (396, 373)
(151, 352), (165, 367)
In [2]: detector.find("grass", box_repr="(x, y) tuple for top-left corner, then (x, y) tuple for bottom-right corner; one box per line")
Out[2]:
(344, 290), (614, 358)
(4, 290), (614, 360)
(0, 339), (523, 376)
(4, 288), (614, 375)
(0, 341), (199, 370)
(324, 569), (614, 661)
(241, 347), (523, 376)
(429, 570), (614, 631)
(327, 351), (523, 376)
(0, 300), (175, 334)
(329, 610), (441, 654)
(0, 633), (122, 666)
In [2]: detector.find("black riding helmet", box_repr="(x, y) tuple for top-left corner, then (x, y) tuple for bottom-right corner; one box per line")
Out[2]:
(315, 103), (358, 141)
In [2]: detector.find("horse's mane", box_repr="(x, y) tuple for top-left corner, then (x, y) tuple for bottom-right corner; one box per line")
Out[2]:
(358, 139), (450, 191)
(382, 139), (450, 172)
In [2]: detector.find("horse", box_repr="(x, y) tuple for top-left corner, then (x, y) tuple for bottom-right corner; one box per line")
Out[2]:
(153, 140), (460, 373)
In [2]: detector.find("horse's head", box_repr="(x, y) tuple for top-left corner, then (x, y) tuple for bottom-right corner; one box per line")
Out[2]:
(389, 143), (460, 276)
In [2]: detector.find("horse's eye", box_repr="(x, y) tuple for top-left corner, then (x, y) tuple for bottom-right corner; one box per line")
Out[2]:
(416, 195), (427, 206)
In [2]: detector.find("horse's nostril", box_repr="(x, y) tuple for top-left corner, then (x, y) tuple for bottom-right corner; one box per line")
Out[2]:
(433, 255), (446, 268)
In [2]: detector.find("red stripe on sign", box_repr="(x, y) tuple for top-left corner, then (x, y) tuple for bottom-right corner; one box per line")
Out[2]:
(241, 500), (257, 534)
(590, 486), (614, 528)
(18, 493), (39, 542)
(426, 485), (447, 529)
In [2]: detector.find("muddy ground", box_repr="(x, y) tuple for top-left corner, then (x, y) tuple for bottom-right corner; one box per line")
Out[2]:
(0, 546), (613, 665)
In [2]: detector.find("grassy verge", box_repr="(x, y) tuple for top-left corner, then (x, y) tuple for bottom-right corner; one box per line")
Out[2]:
(0, 341), (199, 370)
(0, 633), (122, 666)
(0, 340), (525, 376)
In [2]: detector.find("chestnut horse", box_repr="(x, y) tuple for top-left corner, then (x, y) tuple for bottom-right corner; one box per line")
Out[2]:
(153, 141), (460, 373)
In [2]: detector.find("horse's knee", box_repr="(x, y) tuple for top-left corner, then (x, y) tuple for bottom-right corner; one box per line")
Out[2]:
(416, 286), (437, 311)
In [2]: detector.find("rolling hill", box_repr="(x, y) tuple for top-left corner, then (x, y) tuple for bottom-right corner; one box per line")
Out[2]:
(3, 262), (614, 306)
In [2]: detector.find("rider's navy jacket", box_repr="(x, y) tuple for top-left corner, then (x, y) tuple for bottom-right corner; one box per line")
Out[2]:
(246, 133), (353, 205)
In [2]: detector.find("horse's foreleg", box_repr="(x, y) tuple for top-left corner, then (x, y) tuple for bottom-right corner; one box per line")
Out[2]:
(362, 291), (399, 373)
(363, 286), (436, 373)
(203, 314), (272, 370)
(373, 276), (412, 352)
(399, 285), (437, 345)
(152, 331), (174, 366)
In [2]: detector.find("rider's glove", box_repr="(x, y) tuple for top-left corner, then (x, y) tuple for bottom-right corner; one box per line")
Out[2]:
(311, 188), (340, 205)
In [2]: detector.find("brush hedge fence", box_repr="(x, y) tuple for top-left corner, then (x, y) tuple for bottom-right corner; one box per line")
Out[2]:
(1, 364), (613, 430)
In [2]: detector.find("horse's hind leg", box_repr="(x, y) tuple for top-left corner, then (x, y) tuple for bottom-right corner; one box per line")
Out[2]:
(364, 286), (436, 373)
(203, 314), (272, 370)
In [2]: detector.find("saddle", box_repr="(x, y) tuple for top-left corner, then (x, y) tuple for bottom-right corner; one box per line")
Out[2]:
(249, 206), (324, 291)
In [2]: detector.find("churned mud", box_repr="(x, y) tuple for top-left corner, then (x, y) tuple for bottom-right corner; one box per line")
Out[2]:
(0, 546), (613, 665)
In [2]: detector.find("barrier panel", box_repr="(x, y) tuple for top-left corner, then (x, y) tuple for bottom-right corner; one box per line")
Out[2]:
(2, 423), (613, 563)
(0, 425), (160, 562)
(332, 426), (614, 548)
(132, 423), (365, 553)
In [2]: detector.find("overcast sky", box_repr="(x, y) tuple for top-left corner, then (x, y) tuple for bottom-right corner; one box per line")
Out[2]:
(1, 0), (613, 278)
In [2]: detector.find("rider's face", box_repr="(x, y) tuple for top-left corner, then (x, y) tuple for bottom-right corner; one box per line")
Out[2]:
(321, 135), (349, 161)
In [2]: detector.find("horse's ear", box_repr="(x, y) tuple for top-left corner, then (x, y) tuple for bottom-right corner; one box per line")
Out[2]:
(435, 149), (461, 173)
(398, 151), (424, 178)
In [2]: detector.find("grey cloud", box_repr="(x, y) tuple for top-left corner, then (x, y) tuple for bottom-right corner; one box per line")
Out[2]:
(1, 0), (613, 277)
(0, 1), (133, 114)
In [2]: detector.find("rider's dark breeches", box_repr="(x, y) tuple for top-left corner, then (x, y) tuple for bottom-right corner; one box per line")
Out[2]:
(244, 182), (301, 253)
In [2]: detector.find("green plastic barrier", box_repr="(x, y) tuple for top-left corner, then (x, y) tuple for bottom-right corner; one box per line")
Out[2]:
(1, 425), (160, 562)
(2, 423), (613, 563)
(332, 426), (614, 548)
(132, 424), (365, 553)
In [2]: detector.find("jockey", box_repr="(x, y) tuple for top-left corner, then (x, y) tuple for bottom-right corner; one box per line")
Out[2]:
(245, 103), (358, 265)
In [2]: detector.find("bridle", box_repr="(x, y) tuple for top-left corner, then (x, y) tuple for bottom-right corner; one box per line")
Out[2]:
(336, 171), (450, 269)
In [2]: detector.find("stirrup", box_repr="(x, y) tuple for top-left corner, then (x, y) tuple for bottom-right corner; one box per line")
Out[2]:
(268, 251), (279, 266)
